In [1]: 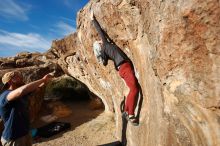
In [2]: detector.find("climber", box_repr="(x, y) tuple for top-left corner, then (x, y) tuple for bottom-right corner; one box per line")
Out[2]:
(90, 11), (139, 126)
(0, 71), (53, 145)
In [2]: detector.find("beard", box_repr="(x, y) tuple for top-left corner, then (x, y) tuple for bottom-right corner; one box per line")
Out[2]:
(15, 82), (25, 87)
(12, 80), (25, 88)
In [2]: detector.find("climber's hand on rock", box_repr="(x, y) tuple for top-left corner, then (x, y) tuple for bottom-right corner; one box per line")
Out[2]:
(90, 10), (94, 20)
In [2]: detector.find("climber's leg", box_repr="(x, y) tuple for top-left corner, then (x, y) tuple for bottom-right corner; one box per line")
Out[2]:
(119, 62), (139, 115)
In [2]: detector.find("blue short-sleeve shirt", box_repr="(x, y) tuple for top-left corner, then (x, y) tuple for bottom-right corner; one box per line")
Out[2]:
(0, 90), (30, 140)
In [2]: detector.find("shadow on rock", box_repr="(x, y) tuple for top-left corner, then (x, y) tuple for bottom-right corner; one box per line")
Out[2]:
(98, 141), (123, 146)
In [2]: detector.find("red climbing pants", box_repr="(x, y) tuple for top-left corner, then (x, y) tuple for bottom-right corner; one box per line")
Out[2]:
(119, 62), (139, 115)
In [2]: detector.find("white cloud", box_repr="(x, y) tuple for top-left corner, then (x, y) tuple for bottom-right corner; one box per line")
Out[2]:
(0, 30), (51, 53)
(64, 0), (71, 7)
(60, 16), (75, 23)
(0, 0), (30, 21)
(63, 0), (85, 11)
(63, 0), (75, 8)
(54, 21), (76, 36)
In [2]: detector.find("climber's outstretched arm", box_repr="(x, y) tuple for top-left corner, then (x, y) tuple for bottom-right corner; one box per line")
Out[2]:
(91, 15), (108, 44)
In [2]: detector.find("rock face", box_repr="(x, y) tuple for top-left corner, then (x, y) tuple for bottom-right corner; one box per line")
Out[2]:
(49, 0), (220, 146)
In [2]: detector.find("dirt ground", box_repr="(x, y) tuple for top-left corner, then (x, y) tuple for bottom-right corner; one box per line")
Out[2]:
(32, 100), (118, 146)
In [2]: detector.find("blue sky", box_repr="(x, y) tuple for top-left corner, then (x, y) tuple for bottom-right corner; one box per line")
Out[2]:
(0, 0), (88, 57)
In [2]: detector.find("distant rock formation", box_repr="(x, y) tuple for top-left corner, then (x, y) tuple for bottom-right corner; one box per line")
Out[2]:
(48, 0), (220, 146)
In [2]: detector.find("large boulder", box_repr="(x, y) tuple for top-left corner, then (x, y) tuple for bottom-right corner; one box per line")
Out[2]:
(50, 0), (220, 146)
(0, 57), (16, 69)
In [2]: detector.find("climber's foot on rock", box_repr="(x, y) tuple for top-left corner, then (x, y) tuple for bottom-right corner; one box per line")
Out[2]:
(122, 112), (139, 126)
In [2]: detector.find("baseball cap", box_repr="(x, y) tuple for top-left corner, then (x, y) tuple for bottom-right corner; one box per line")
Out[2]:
(2, 71), (19, 85)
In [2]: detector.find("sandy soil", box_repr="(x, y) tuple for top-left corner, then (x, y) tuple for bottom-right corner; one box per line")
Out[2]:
(32, 100), (118, 146)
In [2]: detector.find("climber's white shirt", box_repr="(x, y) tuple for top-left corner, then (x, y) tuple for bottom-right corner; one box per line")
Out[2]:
(93, 41), (104, 64)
